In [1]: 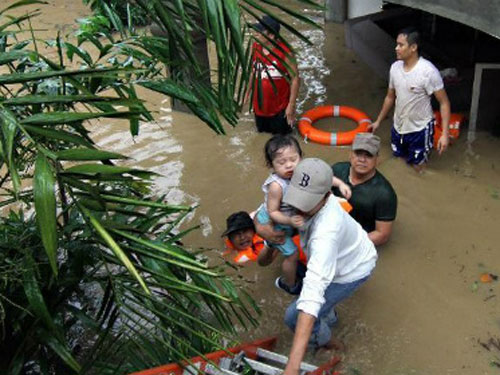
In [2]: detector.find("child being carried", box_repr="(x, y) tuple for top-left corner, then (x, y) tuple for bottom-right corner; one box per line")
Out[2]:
(257, 135), (351, 294)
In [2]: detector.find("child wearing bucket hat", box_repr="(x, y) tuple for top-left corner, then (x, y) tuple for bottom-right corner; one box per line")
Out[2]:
(220, 211), (266, 264)
(222, 211), (308, 267)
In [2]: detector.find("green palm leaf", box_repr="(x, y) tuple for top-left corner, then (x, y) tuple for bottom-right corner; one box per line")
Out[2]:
(22, 255), (58, 334)
(2, 94), (143, 106)
(33, 154), (58, 276)
(63, 163), (145, 175)
(0, 50), (34, 65)
(0, 0), (47, 15)
(0, 67), (139, 85)
(39, 330), (82, 373)
(56, 148), (128, 161)
(79, 204), (151, 295)
(21, 110), (142, 126)
(24, 125), (95, 147)
(0, 107), (22, 195)
(139, 79), (200, 105)
(112, 232), (216, 275)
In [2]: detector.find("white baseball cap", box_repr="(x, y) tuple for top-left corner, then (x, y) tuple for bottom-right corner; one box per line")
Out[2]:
(283, 158), (332, 212)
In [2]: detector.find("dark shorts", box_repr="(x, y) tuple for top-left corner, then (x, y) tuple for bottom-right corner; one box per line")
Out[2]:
(391, 119), (435, 165)
(255, 110), (292, 134)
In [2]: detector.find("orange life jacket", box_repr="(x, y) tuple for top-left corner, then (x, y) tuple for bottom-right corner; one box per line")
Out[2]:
(225, 234), (307, 264)
(337, 197), (353, 213)
(433, 111), (464, 149)
(224, 234), (265, 263)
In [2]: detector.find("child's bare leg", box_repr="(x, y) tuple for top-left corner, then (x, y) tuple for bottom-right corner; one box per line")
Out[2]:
(281, 251), (298, 287)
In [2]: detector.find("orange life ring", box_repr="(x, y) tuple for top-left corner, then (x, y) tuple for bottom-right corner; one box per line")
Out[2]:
(298, 105), (372, 146)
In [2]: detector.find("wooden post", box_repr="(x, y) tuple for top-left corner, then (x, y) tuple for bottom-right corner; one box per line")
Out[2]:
(149, 23), (211, 113)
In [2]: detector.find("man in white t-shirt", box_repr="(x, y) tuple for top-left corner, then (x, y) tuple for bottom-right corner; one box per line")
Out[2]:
(257, 158), (377, 375)
(370, 28), (451, 172)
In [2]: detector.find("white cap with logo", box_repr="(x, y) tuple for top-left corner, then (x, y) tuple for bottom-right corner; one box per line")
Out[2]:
(283, 158), (332, 212)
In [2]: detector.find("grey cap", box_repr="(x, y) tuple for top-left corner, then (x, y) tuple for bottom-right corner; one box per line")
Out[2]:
(352, 133), (381, 155)
(283, 158), (332, 212)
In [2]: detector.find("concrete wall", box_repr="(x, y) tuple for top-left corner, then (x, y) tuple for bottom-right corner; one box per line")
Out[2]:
(385, 0), (500, 38)
(476, 69), (500, 132)
(347, 0), (382, 19)
(326, 0), (383, 22)
(345, 16), (395, 79)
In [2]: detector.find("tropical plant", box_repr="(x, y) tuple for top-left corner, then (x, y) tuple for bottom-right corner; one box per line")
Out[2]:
(119, 0), (323, 133)
(83, 0), (151, 27)
(0, 1), (257, 374)
(0, 0), (321, 373)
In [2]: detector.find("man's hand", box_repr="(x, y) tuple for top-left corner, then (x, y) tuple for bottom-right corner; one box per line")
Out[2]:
(254, 219), (286, 244)
(257, 246), (278, 266)
(368, 120), (380, 133)
(268, 229), (286, 244)
(290, 215), (305, 229)
(285, 312), (316, 375)
(433, 88), (451, 156)
(338, 182), (352, 199)
(437, 133), (449, 155)
(285, 102), (296, 126)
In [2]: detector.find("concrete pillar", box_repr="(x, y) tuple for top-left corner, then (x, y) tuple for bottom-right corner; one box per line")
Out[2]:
(325, 0), (347, 23)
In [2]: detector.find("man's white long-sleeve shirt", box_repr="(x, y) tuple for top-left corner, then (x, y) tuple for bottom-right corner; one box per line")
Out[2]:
(297, 195), (377, 318)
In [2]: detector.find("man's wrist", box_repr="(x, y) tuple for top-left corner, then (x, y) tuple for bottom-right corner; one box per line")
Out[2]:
(285, 361), (300, 372)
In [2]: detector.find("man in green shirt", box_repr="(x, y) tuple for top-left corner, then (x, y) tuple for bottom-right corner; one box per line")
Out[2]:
(332, 133), (397, 246)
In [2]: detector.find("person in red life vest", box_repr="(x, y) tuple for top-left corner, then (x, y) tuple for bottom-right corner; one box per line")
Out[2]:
(248, 15), (300, 134)
(222, 211), (267, 264)
(222, 211), (307, 273)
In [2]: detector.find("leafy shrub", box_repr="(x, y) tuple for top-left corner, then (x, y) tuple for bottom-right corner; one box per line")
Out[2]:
(83, 0), (151, 27)
(0, 2), (257, 373)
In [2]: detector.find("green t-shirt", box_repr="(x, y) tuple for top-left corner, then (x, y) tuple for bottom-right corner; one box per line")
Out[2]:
(332, 162), (397, 233)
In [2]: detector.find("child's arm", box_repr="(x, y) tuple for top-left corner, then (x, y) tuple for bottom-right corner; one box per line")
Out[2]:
(267, 182), (297, 226)
(332, 176), (352, 199)
(267, 182), (292, 225)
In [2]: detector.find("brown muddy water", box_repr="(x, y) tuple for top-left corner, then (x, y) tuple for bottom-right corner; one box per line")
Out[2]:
(9, 1), (500, 374)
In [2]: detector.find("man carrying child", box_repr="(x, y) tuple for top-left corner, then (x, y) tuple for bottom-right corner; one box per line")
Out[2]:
(258, 158), (377, 370)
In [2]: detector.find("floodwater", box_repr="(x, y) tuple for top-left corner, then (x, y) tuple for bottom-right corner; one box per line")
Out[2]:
(10, 1), (500, 374)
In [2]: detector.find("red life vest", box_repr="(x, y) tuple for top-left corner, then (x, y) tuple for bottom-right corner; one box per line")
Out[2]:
(251, 41), (291, 117)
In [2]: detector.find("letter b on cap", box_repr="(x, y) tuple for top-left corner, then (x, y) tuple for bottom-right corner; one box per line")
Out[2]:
(299, 173), (310, 187)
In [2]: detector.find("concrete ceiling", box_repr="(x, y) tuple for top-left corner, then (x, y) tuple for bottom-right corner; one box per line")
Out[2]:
(385, 0), (500, 38)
